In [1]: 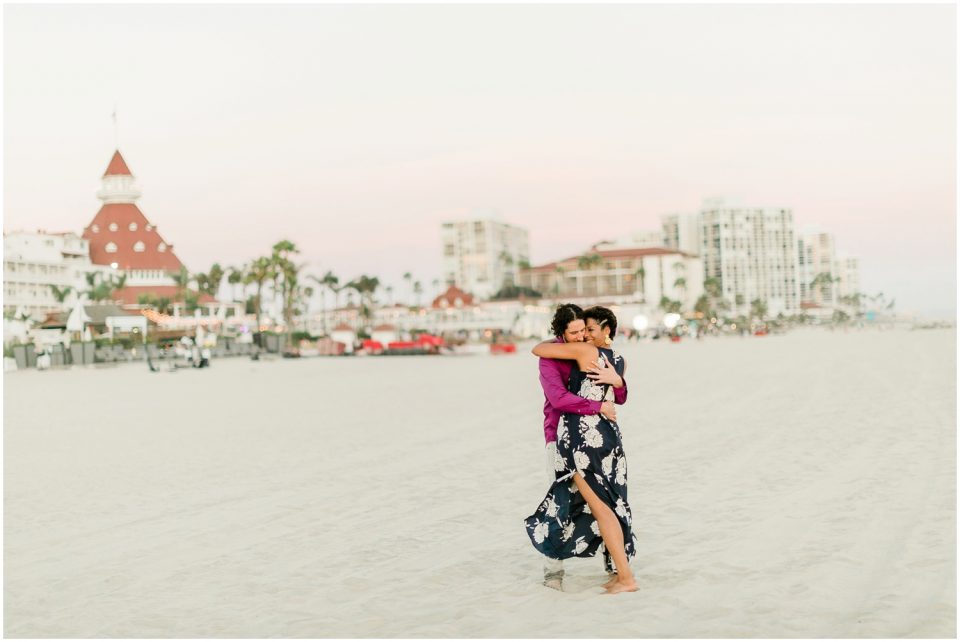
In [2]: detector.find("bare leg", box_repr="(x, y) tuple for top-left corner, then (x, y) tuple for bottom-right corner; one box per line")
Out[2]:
(571, 473), (637, 594)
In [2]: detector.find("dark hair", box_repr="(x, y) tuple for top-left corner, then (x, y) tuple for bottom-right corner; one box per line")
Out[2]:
(584, 306), (618, 339)
(550, 303), (585, 337)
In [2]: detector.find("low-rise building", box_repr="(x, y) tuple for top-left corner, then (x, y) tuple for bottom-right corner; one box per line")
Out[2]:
(517, 246), (704, 311)
(3, 230), (105, 319)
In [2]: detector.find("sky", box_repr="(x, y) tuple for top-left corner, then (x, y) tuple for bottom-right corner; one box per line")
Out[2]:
(3, 3), (956, 318)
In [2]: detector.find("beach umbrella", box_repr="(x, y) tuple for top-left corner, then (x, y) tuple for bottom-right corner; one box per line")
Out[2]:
(66, 302), (91, 335)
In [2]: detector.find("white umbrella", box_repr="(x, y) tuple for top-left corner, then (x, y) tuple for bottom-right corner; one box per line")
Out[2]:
(66, 302), (91, 333)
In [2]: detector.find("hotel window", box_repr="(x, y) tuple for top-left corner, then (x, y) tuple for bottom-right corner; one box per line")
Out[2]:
(145, 224), (153, 231)
(129, 222), (138, 231)
(158, 243), (167, 252)
(134, 241), (145, 252)
(91, 224), (100, 233)
(105, 242), (118, 253)
(108, 223), (118, 232)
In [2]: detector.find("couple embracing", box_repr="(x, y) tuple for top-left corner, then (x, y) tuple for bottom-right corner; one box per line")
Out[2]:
(524, 303), (638, 594)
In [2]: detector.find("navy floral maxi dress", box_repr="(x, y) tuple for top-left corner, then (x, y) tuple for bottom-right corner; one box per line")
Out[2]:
(524, 346), (637, 572)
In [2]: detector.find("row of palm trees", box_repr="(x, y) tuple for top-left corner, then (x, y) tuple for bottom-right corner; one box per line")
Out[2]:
(47, 271), (129, 307)
(135, 241), (443, 340)
(55, 239), (442, 340)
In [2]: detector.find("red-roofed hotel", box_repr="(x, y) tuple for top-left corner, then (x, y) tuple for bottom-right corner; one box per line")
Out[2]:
(82, 150), (212, 307)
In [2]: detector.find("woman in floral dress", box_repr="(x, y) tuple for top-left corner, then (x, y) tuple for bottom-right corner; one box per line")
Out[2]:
(524, 306), (638, 594)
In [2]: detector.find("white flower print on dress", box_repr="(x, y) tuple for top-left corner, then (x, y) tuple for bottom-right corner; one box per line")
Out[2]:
(578, 377), (606, 402)
(574, 536), (588, 554)
(533, 521), (549, 544)
(554, 451), (567, 472)
(557, 424), (567, 441)
(602, 452), (615, 476)
(615, 497), (628, 519)
(573, 450), (590, 474)
(615, 456), (627, 486)
(579, 413), (601, 431)
(584, 427), (604, 449)
(545, 497), (559, 517)
(590, 520), (600, 536)
(562, 522), (575, 541)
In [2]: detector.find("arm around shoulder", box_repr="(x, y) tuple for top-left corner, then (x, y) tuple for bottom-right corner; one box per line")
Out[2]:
(532, 341), (592, 360)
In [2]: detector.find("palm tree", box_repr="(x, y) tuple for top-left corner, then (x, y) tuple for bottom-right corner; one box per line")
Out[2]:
(309, 270), (339, 335)
(577, 253), (603, 295)
(269, 240), (300, 337)
(403, 271), (413, 304)
(49, 284), (73, 304)
(302, 285), (314, 322)
(385, 285), (394, 306)
(673, 277), (687, 305)
(413, 280), (423, 308)
(498, 250), (516, 288)
(346, 274), (380, 328)
(172, 267), (191, 307)
(227, 265), (245, 302)
(279, 260), (304, 341)
(693, 294), (711, 319)
(809, 272), (836, 303)
(207, 263), (225, 299)
(703, 276), (722, 299)
(658, 295), (682, 314)
(83, 271), (124, 303)
(750, 298), (768, 321)
(194, 263), (223, 300)
(634, 265), (647, 301)
(244, 257), (272, 337)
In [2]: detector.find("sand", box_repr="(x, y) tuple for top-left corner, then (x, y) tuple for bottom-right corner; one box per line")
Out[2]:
(3, 327), (956, 637)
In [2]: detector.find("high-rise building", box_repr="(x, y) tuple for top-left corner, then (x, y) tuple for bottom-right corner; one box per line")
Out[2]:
(834, 255), (861, 301)
(440, 217), (530, 300)
(797, 230), (837, 306)
(699, 198), (800, 317)
(661, 212), (701, 256)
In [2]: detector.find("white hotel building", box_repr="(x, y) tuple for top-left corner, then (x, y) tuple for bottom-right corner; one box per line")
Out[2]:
(441, 217), (530, 300)
(3, 231), (105, 319)
(698, 198), (801, 317)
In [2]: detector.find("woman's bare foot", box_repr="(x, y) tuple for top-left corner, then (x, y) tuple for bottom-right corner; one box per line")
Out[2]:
(604, 578), (638, 594)
(602, 574), (618, 590)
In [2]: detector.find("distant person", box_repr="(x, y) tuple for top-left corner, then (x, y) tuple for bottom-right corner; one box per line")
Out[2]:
(525, 305), (638, 594)
(531, 303), (628, 591)
(36, 347), (51, 371)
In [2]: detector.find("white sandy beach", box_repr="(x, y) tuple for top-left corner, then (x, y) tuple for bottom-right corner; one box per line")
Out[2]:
(3, 327), (955, 637)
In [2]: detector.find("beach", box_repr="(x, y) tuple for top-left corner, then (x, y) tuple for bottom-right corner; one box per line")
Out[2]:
(4, 327), (955, 637)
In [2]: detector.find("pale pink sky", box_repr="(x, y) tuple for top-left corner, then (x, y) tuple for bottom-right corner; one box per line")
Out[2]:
(4, 4), (956, 317)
